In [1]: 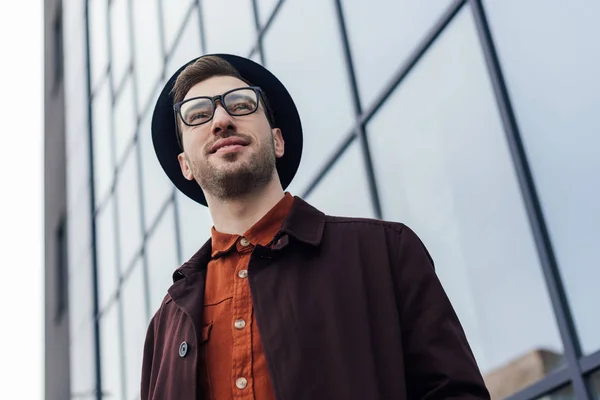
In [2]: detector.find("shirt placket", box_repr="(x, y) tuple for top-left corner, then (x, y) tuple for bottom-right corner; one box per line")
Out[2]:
(231, 237), (255, 399)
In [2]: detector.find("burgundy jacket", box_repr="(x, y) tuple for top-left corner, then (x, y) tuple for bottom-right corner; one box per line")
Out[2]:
(141, 197), (490, 399)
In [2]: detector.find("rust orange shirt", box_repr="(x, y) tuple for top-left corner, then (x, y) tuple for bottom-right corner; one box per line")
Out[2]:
(199, 193), (294, 400)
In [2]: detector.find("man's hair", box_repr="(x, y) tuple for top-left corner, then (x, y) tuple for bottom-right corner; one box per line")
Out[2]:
(171, 56), (275, 140)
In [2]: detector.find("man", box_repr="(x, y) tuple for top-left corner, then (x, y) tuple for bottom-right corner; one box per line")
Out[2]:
(144, 53), (490, 400)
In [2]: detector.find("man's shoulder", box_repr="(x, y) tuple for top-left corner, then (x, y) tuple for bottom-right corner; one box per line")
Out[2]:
(321, 214), (408, 239)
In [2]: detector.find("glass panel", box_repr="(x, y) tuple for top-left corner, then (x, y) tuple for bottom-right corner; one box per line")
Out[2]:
(161, 0), (195, 53)
(114, 77), (137, 165)
(537, 385), (574, 400)
(69, 321), (96, 399)
(176, 191), (213, 262)
(92, 81), (114, 204)
(257, 0), (279, 26)
(343, 0), (453, 108)
(146, 203), (179, 313)
(305, 140), (374, 218)
(110, 0), (131, 84)
(96, 196), (118, 310)
(89, 0), (109, 87)
(367, 8), (564, 398)
(203, 0), (256, 55)
(139, 89), (174, 228)
(483, 0), (600, 356)
(116, 150), (143, 269)
(164, 8), (201, 80)
(263, 0), (355, 195)
(132, 0), (164, 111)
(590, 369), (600, 399)
(100, 302), (124, 400)
(67, 178), (91, 269)
(121, 258), (148, 400)
(68, 254), (94, 336)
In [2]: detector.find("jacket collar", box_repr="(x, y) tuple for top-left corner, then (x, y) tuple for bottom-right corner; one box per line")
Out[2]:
(172, 196), (325, 283)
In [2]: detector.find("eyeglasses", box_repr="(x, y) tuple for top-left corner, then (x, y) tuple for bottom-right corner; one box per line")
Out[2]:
(173, 86), (264, 127)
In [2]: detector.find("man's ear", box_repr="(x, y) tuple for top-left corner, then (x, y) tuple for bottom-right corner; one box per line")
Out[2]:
(272, 128), (285, 158)
(177, 152), (194, 181)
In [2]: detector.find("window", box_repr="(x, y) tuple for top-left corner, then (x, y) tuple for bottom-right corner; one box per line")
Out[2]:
(202, 0), (256, 55)
(69, 321), (96, 400)
(305, 139), (375, 218)
(121, 258), (148, 400)
(176, 191), (213, 262)
(132, 0), (164, 111)
(99, 301), (124, 400)
(146, 203), (180, 313)
(92, 81), (114, 204)
(367, 7), (564, 397)
(161, 0), (196, 53)
(109, 0), (131, 84)
(483, 0), (600, 356)
(96, 196), (118, 310)
(262, 0), (355, 196)
(116, 150), (143, 269)
(256, 0), (279, 27)
(89, 0), (109, 88)
(52, 6), (64, 92)
(164, 9), (201, 79)
(342, 0), (453, 107)
(113, 77), (136, 165)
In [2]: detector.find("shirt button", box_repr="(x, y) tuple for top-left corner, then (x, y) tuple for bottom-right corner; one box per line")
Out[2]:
(234, 319), (246, 330)
(239, 237), (250, 247)
(236, 377), (248, 389)
(178, 341), (188, 358)
(238, 269), (248, 279)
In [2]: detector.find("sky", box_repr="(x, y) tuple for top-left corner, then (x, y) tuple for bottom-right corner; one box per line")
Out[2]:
(0, 1), (43, 399)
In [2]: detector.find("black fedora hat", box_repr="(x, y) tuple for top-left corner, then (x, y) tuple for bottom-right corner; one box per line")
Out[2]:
(151, 53), (303, 206)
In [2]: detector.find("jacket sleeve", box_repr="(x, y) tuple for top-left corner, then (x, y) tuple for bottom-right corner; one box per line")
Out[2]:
(393, 225), (490, 399)
(140, 313), (157, 400)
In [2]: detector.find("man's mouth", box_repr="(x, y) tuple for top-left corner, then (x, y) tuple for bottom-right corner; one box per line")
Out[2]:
(210, 137), (249, 154)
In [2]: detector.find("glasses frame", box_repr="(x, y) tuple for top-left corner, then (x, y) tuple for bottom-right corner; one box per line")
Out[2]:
(173, 86), (264, 128)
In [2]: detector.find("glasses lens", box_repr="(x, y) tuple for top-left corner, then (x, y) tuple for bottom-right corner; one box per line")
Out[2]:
(223, 88), (258, 116)
(180, 98), (213, 125)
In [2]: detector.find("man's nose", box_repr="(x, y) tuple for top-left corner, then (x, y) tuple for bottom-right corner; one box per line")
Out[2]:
(210, 104), (236, 136)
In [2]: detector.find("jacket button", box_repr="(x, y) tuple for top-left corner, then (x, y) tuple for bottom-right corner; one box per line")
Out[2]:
(179, 341), (188, 358)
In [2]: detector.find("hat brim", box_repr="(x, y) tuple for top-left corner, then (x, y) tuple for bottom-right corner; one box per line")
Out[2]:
(151, 53), (303, 206)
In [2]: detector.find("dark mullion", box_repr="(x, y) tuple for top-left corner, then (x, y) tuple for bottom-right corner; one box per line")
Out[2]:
(196, 0), (206, 54)
(250, 0), (265, 65)
(581, 350), (600, 375)
(248, 0), (285, 56)
(83, 2), (103, 399)
(332, 0), (381, 219)
(506, 367), (572, 400)
(359, 0), (466, 127)
(468, 1), (590, 398)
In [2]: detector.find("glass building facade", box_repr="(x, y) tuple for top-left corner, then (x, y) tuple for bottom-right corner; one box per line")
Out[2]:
(45, 0), (600, 399)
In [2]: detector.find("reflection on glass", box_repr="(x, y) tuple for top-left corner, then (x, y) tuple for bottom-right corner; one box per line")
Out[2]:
(113, 77), (137, 165)
(590, 370), (600, 399)
(164, 9), (201, 80)
(146, 203), (179, 313)
(176, 191), (214, 262)
(121, 258), (148, 400)
(257, 0), (279, 26)
(68, 255), (93, 337)
(343, 0), (452, 107)
(92, 82), (114, 204)
(116, 150), (143, 269)
(100, 302), (124, 400)
(367, 7), (564, 398)
(89, 0), (108, 87)
(537, 385), (574, 400)
(203, 0), (256, 55)
(305, 140), (374, 218)
(483, 0), (600, 356)
(96, 196), (118, 310)
(69, 322), (96, 398)
(139, 92), (174, 227)
(263, 0), (354, 195)
(132, 0), (164, 111)
(109, 0), (131, 84)
(161, 0), (195, 53)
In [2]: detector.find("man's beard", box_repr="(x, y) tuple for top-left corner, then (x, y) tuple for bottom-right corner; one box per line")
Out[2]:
(187, 132), (277, 201)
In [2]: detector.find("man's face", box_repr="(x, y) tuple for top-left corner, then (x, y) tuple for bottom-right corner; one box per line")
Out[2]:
(176, 75), (285, 200)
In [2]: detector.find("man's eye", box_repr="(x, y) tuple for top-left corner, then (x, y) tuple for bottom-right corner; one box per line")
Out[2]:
(189, 112), (209, 121)
(231, 102), (253, 111)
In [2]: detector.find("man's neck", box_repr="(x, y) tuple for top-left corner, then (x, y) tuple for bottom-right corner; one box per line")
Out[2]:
(206, 178), (286, 235)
